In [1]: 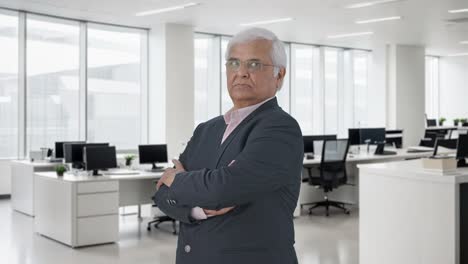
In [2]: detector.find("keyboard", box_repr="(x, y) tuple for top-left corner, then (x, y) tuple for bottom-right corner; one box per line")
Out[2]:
(407, 146), (434, 153)
(103, 169), (140, 175)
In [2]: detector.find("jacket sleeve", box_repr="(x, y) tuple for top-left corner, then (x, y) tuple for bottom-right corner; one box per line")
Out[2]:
(151, 124), (203, 224)
(168, 115), (304, 210)
(152, 185), (197, 224)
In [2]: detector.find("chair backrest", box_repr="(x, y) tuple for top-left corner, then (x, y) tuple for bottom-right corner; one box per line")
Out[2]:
(321, 139), (350, 163)
(433, 138), (458, 156)
(318, 139), (350, 191)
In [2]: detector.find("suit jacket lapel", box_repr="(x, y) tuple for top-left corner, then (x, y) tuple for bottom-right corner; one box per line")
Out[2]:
(214, 97), (279, 168)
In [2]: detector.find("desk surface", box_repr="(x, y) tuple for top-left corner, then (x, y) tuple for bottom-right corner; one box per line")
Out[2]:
(303, 147), (442, 165)
(358, 159), (468, 183)
(12, 160), (59, 167)
(35, 170), (163, 182)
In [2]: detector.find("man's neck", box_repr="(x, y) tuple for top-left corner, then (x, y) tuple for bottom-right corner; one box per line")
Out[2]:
(233, 97), (274, 110)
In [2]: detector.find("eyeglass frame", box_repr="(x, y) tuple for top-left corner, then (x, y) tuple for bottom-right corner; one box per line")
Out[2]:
(225, 58), (280, 73)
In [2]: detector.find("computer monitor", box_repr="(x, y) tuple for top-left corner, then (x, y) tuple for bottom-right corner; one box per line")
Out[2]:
(348, 128), (386, 145)
(84, 146), (117, 176)
(64, 143), (109, 168)
(139, 144), (168, 170)
(456, 135), (468, 167)
(427, 119), (437, 127)
(348, 129), (361, 146)
(303, 135), (337, 153)
(361, 128), (386, 144)
(433, 138), (458, 156)
(55, 141), (85, 158)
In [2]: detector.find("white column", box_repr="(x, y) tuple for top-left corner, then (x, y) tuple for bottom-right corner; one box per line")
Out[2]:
(386, 44), (426, 147)
(148, 24), (194, 159)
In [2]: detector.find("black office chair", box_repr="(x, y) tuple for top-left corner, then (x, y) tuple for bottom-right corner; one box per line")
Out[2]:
(419, 131), (445, 147)
(147, 185), (177, 235)
(304, 139), (350, 216)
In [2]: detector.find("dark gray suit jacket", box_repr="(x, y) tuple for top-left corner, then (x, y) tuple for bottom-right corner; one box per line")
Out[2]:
(154, 97), (303, 264)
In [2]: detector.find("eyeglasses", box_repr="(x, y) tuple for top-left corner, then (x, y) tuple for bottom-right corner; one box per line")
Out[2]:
(225, 59), (278, 73)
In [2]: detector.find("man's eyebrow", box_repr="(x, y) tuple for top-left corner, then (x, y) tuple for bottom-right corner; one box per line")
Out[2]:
(227, 57), (238, 60)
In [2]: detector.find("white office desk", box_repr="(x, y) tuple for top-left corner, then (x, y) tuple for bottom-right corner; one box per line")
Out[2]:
(11, 160), (58, 216)
(358, 159), (468, 264)
(296, 147), (450, 216)
(34, 171), (162, 248)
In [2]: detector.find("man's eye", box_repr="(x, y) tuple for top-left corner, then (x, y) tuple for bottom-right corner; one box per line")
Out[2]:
(249, 62), (259, 67)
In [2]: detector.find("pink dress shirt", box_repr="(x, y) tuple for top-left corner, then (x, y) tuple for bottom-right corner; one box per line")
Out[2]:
(190, 96), (276, 220)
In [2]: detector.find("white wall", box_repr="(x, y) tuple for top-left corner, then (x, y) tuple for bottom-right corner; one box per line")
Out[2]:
(387, 44), (426, 147)
(439, 56), (468, 122)
(164, 24), (195, 159)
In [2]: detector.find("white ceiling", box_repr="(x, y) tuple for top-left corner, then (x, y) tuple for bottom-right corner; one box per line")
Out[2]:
(1, 0), (468, 56)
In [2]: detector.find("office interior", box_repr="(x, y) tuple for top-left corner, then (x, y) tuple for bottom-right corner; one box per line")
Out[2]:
(1, 0), (468, 263)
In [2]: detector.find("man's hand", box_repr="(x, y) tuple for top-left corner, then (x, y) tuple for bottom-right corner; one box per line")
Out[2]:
(156, 159), (186, 190)
(203, 206), (235, 217)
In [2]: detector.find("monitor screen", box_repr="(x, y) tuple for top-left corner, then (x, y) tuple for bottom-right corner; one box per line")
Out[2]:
(433, 139), (458, 156)
(55, 141), (85, 158)
(360, 128), (386, 144)
(303, 135), (337, 153)
(64, 143), (109, 164)
(84, 146), (117, 173)
(348, 129), (361, 145)
(457, 135), (468, 160)
(139, 144), (168, 164)
(348, 128), (386, 145)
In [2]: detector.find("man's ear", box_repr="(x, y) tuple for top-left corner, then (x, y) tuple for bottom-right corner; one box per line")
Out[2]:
(276, 68), (286, 89)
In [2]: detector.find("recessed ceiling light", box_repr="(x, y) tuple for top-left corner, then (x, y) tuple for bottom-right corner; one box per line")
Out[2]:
(447, 52), (468, 57)
(345, 0), (404, 9)
(356, 16), (402, 24)
(136, 2), (199, 16)
(328, 31), (374, 39)
(460, 41), (468, 44)
(448, 8), (468, 14)
(240, 17), (294, 26)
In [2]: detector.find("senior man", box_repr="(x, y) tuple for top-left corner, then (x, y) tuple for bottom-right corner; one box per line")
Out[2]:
(154, 27), (303, 264)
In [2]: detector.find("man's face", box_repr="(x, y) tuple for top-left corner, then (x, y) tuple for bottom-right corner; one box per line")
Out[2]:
(226, 39), (285, 108)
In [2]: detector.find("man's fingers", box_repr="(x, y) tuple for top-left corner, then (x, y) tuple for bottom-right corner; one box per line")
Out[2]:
(204, 206), (235, 216)
(172, 159), (185, 171)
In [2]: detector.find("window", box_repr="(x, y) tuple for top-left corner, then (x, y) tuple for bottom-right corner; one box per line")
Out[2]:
(26, 15), (80, 151)
(194, 34), (221, 127)
(276, 42), (290, 112)
(87, 24), (147, 149)
(353, 50), (370, 128)
(221, 37), (232, 113)
(324, 48), (340, 135)
(0, 11), (18, 158)
(193, 33), (371, 136)
(291, 44), (316, 135)
(425, 56), (439, 119)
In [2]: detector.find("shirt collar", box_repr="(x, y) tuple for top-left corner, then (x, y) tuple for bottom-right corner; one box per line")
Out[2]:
(223, 96), (275, 125)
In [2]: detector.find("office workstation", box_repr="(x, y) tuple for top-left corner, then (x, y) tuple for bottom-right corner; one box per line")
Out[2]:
(1, 0), (468, 263)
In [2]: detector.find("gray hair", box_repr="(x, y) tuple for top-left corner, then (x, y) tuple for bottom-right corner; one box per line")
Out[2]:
(225, 27), (287, 85)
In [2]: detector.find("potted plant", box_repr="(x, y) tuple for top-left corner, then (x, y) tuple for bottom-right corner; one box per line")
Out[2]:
(454, 118), (460, 126)
(438, 117), (446, 126)
(124, 154), (136, 167)
(461, 118), (468, 126)
(55, 165), (66, 177)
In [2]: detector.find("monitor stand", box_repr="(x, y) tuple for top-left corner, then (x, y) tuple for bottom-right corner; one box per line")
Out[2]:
(458, 159), (468, 168)
(148, 163), (164, 172)
(92, 170), (101, 176)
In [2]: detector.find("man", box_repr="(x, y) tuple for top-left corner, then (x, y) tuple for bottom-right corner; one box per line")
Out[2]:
(154, 27), (304, 264)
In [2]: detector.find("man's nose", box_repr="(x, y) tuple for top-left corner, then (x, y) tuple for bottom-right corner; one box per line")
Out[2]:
(236, 63), (250, 78)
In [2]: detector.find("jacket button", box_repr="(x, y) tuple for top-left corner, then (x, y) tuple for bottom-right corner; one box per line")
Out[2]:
(184, 245), (191, 253)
